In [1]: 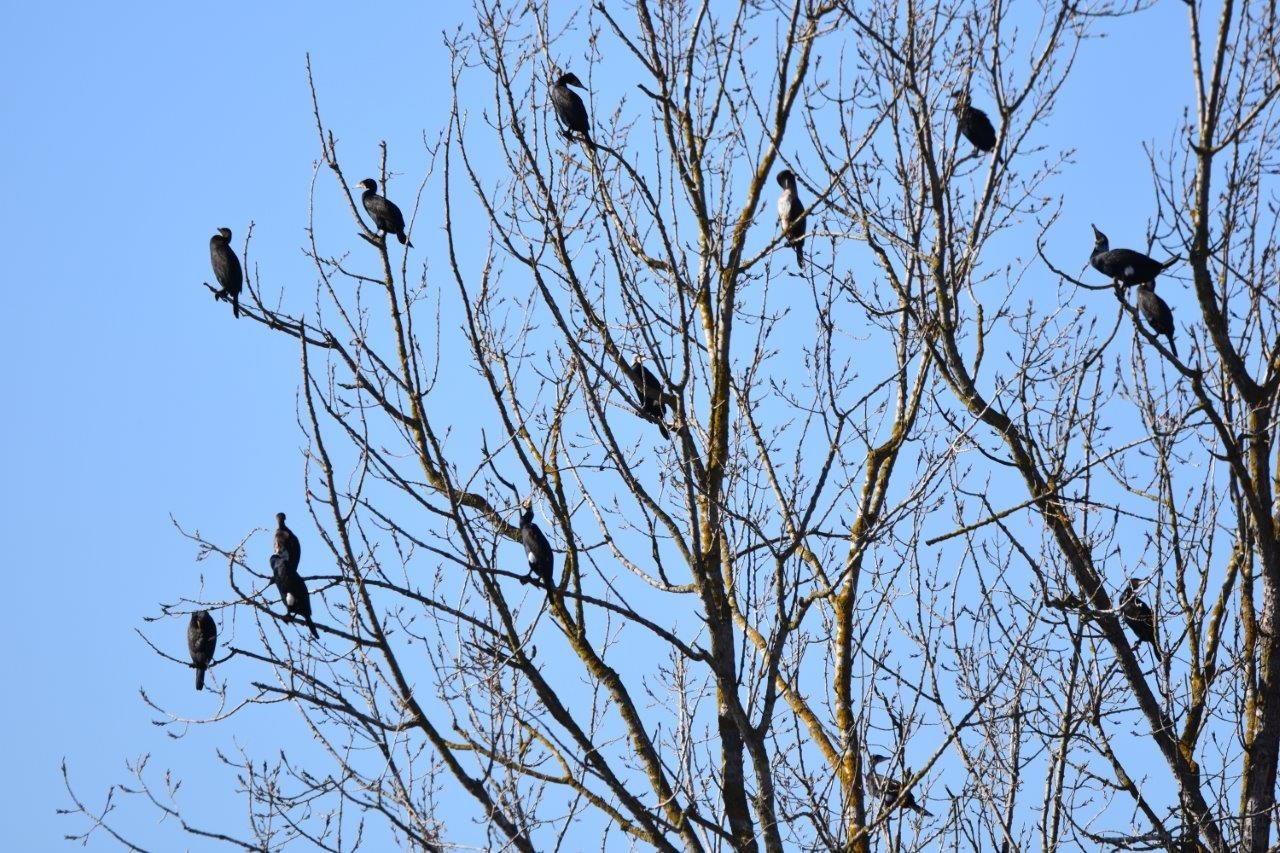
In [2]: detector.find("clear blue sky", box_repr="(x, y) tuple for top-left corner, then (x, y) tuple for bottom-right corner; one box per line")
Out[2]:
(0, 1), (1192, 848)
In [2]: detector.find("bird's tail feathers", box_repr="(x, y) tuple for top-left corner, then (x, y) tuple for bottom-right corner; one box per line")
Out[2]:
(196, 667), (206, 691)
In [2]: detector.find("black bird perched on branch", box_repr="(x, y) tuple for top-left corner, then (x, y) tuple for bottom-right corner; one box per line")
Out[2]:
(867, 754), (932, 816)
(209, 227), (243, 318)
(357, 178), (411, 246)
(631, 355), (670, 440)
(274, 512), (301, 575)
(1120, 580), (1162, 662)
(776, 170), (807, 269)
(550, 72), (594, 148)
(187, 610), (217, 691)
(519, 503), (554, 587)
(952, 90), (996, 153)
(1090, 225), (1176, 286)
(1135, 280), (1177, 357)
(270, 553), (319, 638)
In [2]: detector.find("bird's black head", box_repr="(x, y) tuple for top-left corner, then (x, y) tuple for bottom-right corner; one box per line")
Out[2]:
(358, 178), (378, 192)
(1091, 224), (1109, 251)
(190, 610), (207, 625)
(215, 227), (233, 241)
(555, 72), (584, 89)
(276, 511), (287, 527)
(776, 170), (795, 188)
(868, 753), (888, 766)
(520, 504), (534, 526)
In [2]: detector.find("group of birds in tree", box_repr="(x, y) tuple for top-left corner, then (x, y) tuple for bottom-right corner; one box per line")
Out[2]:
(512, 359), (666, 595)
(206, 177), (411, 318)
(548, 71), (1176, 811)
(204, 74), (1028, 449)
(193, 73), (1175, 693)
(773, 90), (993, 274)
(773, 93), (1178, 357)
(188, 72), (633, 685)
(184, 512), (320, 691)
(1089, 225), (1179, 355)
(271, 512), (319, 638)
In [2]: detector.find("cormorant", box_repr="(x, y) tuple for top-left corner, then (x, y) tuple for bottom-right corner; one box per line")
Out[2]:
(776, 170), (806, 269)
(1135, 280), (1177, 357)
(631, 355), (670, 440)
(1120, 579), (1162, 661)
(270, 553), (319, 639)
(1090, 225), (1176, 286)
(550, 72), (594, 148)
(187, 610), (217, 691)
(357, 178), (411, 246)
(952, 90), (997, 153)
(867, 754), (932, 816)
(209, 228), (243, 319)
(274, 512), (301, 575)
(519, 504), (554, 587)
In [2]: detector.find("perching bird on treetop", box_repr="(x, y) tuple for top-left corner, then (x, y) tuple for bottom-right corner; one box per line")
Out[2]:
(867, 754), (932, 816)
(952, 90), (997, 153)
(631, 355), (670, 440)
(1135, 280), (1177, 357)
(357, 178), (411, 246)
(187, 610), (217, 691)
(1120, 579), (1162, 662)
(776, 170), (807, 269)
(274, 512), (301, 575)
(550, 72), (594, 148)
(1090, 225), (1177, 286)
(209, 228), (243, 318)
(270, 553), (319, 639)
(519, 504), (554, 587)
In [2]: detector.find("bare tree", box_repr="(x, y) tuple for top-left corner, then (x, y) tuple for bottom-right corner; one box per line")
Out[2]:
(62, 1), (1280, 850)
